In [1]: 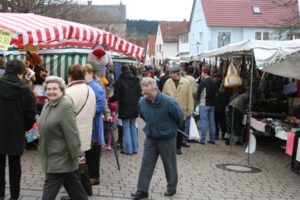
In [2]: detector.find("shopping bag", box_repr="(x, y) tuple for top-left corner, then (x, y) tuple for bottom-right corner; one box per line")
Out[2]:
(224, 60), (242, 88)
(189, 117), (200, 141)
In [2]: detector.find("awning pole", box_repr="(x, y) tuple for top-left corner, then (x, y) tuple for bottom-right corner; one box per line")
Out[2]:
(248, 55), (254, 165)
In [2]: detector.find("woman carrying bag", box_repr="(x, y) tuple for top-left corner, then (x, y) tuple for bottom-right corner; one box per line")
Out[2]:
(38, 76), (88, 200)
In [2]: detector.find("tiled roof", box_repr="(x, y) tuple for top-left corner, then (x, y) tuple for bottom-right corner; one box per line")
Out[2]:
(159, 21), (189, 42)
(84, 4), (126, 23)
(201, 0), (298, 27)
(147, 35), (156, 55)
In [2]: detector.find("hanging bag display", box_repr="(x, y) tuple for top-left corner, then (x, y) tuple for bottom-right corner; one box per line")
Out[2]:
(224, 60), (242, 88)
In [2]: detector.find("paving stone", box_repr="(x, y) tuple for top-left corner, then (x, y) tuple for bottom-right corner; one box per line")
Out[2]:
(2, 118), (299, 200)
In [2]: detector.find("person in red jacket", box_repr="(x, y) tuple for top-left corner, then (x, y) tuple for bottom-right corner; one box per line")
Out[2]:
(104, 88), (117, 150)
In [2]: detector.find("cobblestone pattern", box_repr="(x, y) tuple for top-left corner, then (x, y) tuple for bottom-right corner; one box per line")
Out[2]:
(2, 119), (300, 200)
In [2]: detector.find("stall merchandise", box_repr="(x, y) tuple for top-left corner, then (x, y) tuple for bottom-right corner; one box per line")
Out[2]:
(199, 39), (300, 165)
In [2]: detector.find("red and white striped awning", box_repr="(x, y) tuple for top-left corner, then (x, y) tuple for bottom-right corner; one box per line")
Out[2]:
(0, 13), (145, 61)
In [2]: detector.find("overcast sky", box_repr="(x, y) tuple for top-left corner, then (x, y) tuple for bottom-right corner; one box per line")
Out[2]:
(78, 0), (194, 21)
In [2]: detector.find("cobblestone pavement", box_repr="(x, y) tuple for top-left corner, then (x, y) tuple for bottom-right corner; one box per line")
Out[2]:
(3, 119), (300, 200)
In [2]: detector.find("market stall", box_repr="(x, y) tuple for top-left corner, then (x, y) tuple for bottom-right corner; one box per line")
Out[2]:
(199, 39), (300, 165)
(0, 13), (145, 61)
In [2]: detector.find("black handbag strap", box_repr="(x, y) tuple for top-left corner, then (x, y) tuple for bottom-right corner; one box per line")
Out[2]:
(76, 86), (90, 116)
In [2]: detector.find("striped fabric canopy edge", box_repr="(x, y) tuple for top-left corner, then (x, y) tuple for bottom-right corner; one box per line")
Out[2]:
(0, 13), (145, 61)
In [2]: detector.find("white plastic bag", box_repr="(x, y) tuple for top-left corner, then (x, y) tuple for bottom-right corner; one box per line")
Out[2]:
(189, 117), (200, 141)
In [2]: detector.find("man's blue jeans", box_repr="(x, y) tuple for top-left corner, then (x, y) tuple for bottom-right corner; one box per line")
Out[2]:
(199, 106), (216, 144)
(122, 118), (138, 154)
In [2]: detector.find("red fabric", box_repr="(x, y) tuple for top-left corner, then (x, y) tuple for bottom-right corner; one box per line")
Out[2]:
(92, 48), (106, 59)
(104, 96), (117, 122)
(286, 132), (296, 156)
(297, 80), (300, 97)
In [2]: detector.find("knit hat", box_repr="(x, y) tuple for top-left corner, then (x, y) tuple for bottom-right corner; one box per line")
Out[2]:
(169, 65), (181, 72)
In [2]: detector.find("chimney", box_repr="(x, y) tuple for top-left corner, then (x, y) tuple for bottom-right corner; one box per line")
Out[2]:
(88, 1), (92, 8)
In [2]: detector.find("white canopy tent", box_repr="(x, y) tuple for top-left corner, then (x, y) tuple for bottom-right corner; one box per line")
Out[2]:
(199, 39), (300, 79)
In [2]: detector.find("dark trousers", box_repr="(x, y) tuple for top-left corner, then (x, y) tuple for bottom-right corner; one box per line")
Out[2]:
(0, 154), (21, 199)
(177, 120), (185, 149)
(137, 137), (177, 193)
(215, 110), (227, 139)
(117, 125), (123, 147)
(85, 143), (101, 179)
(226, 107), (244, 141)
(42, 172), (88, 200)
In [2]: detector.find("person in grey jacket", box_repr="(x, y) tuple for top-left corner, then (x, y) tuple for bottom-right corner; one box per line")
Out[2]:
(225, 92), (249, 145)
(38, 76), (88, 200)
(131, 78), (184, 200)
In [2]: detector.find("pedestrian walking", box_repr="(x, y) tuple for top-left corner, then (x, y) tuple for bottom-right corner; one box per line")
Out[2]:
(64, 65), (96, 197)
(198, 68), (218, 145)
(185, 65), (198, 136)
(213, 73), (232, 140)
(38, 76), (88, 200)
(110, 64), (141, 155)
(131, 78), (184, 200)
(163, 65), (194, 155)
(82, 64), (106, 186)
(0, 60), (37, 200)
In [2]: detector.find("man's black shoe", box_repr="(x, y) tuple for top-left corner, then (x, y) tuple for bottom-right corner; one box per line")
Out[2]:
(225, 139), (230, 145)
(131, 191), (149, 200)
(182, 142), (190, 148)
(61, 196), (71, 200)
(208, 141), (215, 145)
(164, 191), (176, 197)
(176, 149), (182, 155)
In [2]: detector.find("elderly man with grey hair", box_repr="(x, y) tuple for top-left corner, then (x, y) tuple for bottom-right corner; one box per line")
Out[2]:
(131, 78), (184, 200)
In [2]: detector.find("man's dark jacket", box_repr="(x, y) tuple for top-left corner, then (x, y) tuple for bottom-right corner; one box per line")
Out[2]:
(138, 92), (184, 139)
(110, 71), (141, 119)
(198, 77), (218, 107)
(0, 75), (36, 155)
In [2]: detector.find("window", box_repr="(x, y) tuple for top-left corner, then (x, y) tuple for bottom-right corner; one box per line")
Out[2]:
(199, 32), (204, 43)
(159, 44), (162, 53)
(179, 33), (189, 43)
(218, 32), (231, 47)
(263, 32), (269, 40)
(252, 6), (261, 14)
(255, 32), (261, 40)
(287, 33), (300, 40)
(255, 32), (269, 40)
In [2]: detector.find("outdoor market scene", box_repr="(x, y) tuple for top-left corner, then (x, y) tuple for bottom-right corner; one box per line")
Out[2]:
(1, 0), (300, 200)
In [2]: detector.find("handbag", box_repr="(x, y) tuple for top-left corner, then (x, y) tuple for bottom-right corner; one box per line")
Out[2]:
(224, 60), (242, 88)
(76, 163), (93, 196)
(189, 117), (200, 141)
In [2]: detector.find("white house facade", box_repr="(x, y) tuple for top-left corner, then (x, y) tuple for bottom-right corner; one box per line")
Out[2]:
(188, 0), (299, 56)
(155, 21), (189, 65)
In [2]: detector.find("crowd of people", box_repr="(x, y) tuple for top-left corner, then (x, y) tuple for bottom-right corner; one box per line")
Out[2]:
(0, 55), (250, 200)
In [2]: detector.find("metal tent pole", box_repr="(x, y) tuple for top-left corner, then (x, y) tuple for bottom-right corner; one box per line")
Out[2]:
(248, 55), (254, 165)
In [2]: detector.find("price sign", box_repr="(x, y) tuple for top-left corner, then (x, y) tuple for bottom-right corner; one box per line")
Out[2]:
(0, 28), (12, 51)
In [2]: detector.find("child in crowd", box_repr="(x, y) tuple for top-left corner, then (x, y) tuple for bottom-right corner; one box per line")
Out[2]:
(104, 88), (117, 150)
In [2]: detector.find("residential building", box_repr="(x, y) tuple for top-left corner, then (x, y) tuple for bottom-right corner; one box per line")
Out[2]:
(178, 31), (190, 59)
(155, 21), (189, 65)
(145, 35), (156, 65)
(82, 1), (127, 38)
(188, 0), (299, 56)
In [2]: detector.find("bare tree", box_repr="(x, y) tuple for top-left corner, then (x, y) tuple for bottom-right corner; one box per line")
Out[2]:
(272, 0), (300, 39)
(0, 0), (80, 20)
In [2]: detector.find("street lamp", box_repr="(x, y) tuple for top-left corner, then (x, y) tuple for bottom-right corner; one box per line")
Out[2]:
(196, 41), (200, 54)
(222, 33), (227, 47)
